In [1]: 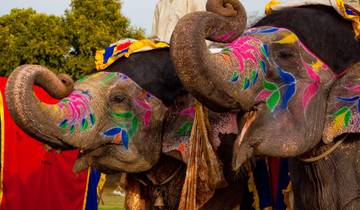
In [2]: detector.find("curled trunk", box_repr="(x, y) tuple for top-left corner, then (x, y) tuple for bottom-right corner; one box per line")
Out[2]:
(170, 0), (247, 111)
(6, 65), (74, 149)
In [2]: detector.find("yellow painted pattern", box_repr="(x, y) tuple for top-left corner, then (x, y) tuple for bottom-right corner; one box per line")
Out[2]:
(311, 60), (323, 72)
(276, 33), (298, 45)
(330, 113), (346, 138)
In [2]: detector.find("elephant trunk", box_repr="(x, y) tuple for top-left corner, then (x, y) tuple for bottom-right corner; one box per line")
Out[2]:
(6, 65), (74, 149)
(170, 0), (247, 111)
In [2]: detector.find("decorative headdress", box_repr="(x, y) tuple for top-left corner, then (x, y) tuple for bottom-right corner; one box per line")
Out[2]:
(95, 39), (169, 70)
(266, 0), (360, 39)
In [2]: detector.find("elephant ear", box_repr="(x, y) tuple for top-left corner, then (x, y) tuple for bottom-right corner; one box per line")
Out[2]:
(162, 95), (238, 163)
(323, 63), (360, 143)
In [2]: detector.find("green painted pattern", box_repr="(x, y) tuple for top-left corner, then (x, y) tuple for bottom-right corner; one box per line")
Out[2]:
(334, 107), (351, 127)
(111, 111), (138, 138)
(176, 121), (193, 136)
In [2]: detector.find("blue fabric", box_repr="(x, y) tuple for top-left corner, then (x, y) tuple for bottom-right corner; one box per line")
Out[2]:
(85, 169), (101, 210)
(103, 45), (116, 64)
(253, 159), (272, 209)
(253, 158), (291, 210)
(274, 159), (291, 210)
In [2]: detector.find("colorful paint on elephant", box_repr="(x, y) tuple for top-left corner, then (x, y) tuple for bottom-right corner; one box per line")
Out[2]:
(332, 87), (360, 129)
(224, 26), (329, 112)
(56, 72), (129, 135)
(102, 111), (139, 150)
(102, 94), (159, 149)
(77, 72), (128, 85)
(58, 90), (95, 135)
(224, 36), (267, 90)
(177, 107), (194, 137)
(94, 74), (162, 150)
(324, 72), (360, 142)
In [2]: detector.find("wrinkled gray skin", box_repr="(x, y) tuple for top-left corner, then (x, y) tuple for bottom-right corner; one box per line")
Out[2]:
(5, 49), (254, 209)
(6, 65), (167, 173)
(170, 0), (360, 209)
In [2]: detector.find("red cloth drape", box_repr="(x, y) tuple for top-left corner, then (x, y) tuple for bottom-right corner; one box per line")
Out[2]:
(0, 77), (89, 210)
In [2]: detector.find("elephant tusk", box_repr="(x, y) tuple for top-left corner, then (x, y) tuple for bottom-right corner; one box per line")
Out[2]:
(238, 110), (257, 146)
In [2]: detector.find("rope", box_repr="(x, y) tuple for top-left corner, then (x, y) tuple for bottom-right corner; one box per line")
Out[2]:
(146, 164), (183, 186)
(299, 135), (347, 163)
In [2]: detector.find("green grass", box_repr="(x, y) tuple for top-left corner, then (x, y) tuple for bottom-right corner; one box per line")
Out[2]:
(98, 188), (125, 210)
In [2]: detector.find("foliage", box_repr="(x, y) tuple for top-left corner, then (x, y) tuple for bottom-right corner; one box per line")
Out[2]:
(0, 9), (68, 76)
(0, 0), (144, 78)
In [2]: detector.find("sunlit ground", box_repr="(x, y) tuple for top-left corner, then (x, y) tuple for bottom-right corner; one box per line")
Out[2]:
(98, 187), (125, 210)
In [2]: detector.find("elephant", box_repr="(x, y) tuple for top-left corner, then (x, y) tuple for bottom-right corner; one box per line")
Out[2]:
(5, 47), (256, 209)
(170, 0), (360, 209)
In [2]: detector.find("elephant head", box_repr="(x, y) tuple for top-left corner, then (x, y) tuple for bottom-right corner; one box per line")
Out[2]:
(5, 49), (180, 173)
(170, 0), (360, 170)
(6, 47), (238, 175)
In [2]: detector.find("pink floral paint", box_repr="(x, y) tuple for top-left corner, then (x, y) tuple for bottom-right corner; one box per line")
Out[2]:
(346, 85), (360, 92)
(178, 107), (195, 118)
(256, 89), (272, 102)
(228, 36), (264, 73)
(302, 83), (319, 109)
(57, 90), (95, 134)
(133, 97), (155, 128)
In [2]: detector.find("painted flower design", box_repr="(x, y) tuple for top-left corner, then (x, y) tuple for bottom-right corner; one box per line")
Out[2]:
(332, 94), (360, 128)
(102, 111), (139, 150)
(228, 27), (330, 113)
(255, 67), (296, 112)
(225, 36), (268, 90)
(58, 90), (95, 134)
(102, 92), (156, 150)
(176, 107), (195, 137)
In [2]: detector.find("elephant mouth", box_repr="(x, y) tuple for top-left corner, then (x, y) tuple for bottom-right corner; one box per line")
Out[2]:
(232, 103), (265, 170)
(73, 142), (134, 173)
(238, 110), (258, 146)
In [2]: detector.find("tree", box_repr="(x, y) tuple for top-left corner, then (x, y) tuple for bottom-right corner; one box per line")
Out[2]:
(0, 9), (69, 76)
(0, 0), (144, 78)
(64, 0), (144, 77)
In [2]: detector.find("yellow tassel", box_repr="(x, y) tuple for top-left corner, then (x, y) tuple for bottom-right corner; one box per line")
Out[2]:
(282, 182), (293, 210)
(335, 0), (360, 39)
(97, 173), (107, 204)
(265, 0), (282, 15)
(247, 171), (261, 210)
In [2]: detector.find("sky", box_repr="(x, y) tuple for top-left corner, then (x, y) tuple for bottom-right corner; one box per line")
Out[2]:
(0, 0), (269, 35)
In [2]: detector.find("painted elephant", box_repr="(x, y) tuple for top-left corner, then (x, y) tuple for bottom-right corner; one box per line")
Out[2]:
(170, 0), (360, 209)
(5, 47), (255, 209)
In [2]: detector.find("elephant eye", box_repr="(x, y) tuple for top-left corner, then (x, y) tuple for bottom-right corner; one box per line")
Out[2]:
(278, 51), (294, 59)
(110, 94), (126, 103)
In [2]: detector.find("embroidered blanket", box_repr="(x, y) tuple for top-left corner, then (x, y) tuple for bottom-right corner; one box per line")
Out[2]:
(95, 39), (169, 70)
(266, 0), (360, 38)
